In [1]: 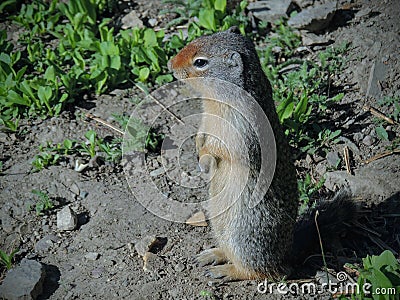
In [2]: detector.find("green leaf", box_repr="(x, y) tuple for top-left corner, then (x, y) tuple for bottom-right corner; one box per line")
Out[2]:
(110, 56), (121, 70)
(0, 0), (17, 14)
(63, 139), (73, 149)
(214, 0), (226, 12)
(198, 9), (216, 31)
(7, 90), (29, 106)
(38, 86), (52, 103)
(44, 66), (56, 82)
(85, 130), (96, 144)
(375, 125), (389, 141)
(240, 0), (248, 11)
(0, 53), (11, 64)
(15, 66), (27, 81)
(294, 95), (309, 120)
(19, 80), (36, 100)
(277, 94), (294, 122)
(144, 29), (157, 47)
(155, 74), (173, 85)
(138, 67), (150, 82)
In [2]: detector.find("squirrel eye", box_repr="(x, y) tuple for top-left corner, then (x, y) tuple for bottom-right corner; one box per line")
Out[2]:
(193, 58), (208, 69)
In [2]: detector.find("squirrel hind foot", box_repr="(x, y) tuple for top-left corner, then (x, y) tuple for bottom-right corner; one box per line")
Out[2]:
(197, 248), (279, 281)
(204, 264), (266, 281)
(196, 248), (228, 266)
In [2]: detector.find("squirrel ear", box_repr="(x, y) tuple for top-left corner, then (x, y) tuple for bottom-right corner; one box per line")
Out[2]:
(225, 51), (242, 69)
(227, 26), (241, 35)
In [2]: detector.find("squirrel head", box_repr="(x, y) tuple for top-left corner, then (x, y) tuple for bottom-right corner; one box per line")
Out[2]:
(168, 26), (252, 87)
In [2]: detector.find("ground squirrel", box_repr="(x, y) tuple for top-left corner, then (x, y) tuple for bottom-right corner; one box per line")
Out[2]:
(168, 27), (356, 280)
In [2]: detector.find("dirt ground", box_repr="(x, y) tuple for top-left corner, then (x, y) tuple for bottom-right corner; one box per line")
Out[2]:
(1, 0), (400, 299)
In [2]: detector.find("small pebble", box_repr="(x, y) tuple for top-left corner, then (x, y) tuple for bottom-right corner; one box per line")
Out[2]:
(57, 206), (78, 231)
(353, 132), (364, 143)
(174, 262), (185, 272)
(84, 252), (100, 261)
(148, 18), (157, 27)
(362, 135), (376, 146)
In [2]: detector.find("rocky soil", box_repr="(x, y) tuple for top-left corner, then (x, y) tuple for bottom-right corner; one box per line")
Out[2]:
(0, 0), (399, 299)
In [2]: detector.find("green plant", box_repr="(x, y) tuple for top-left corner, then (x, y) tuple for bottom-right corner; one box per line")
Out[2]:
(263, 18), (302, 60)
(298, 173), (325, 215)
(0, 248), (18, 270)
(98, 137), (122, 162)
(258, 25), (348, 155)
(162, 0), (249, 37)
(375, 125), (389, 141)
(32, 151), (60, 172)
(189, 0), (249, 35)
(199, 290), (215, 299)
(31, 189), (54, 215)
(1, 0), (180, 131)
(32, 130), (123, 172)
(81, 130), (97, 158)
(344, 250), (400, 300)
(160, 0), (203, 28)
(124, 118), (164, 153)
(373, 96), (400, 142)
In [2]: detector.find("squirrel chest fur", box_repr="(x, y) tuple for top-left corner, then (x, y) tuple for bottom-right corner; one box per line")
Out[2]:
(168, 27), (299, 280)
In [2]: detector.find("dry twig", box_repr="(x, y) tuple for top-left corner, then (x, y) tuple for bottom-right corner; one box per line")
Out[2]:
(343, 146), (351, 174)
(135, 83), (185, 125)
(363, 105), (396, 125)
(85, 113), (124, 135)
(365, 148), (400, 164)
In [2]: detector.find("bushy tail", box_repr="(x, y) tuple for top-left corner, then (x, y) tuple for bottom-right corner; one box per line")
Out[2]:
(291, 188), (358, 264)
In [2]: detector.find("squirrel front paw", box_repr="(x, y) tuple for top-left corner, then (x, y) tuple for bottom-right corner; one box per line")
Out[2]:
(198, 154), (217, 175)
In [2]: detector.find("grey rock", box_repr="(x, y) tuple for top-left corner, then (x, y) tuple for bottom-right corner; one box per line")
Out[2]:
(34, 234), (59, 254)
(366, 59), (386, 98)
(0, 259), (45, 300)
(353, 132), (364, 143)
(148, 18), (157, 27)
(315, 270), (339, 285)
(248, 0), (294, 23)
(79, 191), (89, 199)
(362, 135), (376, 146)
(135, 235), (157, 257)
(288, 1), (337, 32)
(121, 10), (144, 30)
(91, 267), (105, 278)
(0, 132), (8, 143)
(301, 31), (331, 46)
(84, 252), (100, 261)
(326, 151), (340, 167)
(324, 156), (400, 202)
(292, 0), (314, 9)
(69, 182), (80, 196)
(57, 206), (78, 231)
(149, 167), (166, 177)
(355, 7), (372, 19)
(315, 161), (327, 176)
(1, 214), (16, 234)
(174, 262), (185, 272)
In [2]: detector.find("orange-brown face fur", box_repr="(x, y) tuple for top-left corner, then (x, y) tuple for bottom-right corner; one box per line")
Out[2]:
(168, 40), (204, 79)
